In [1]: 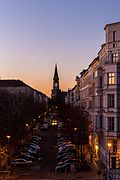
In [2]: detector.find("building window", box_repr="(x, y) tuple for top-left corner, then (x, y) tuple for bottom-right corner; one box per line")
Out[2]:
(113, 43), (117, 48)
(100, 77), (102, 88)
(108, 94), (114, 108)
(89, 100), (92, 109)
(108, 117), (114, 131)
(118, 73), (120, 84)
(112, 53), (118, 62)
(118, 117), (120, 131)
(108, 73), (115, 85)
(118, 94), (120, 108)
(113, 31), (116, 42)
(100, 115), (103, 128)
(113, 140), (117, 153)
(100, 95), (103, 108)
(95, 70), (98, 77)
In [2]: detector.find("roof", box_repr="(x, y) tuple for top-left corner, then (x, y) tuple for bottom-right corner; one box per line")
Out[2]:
(0, 80), (29, 87)
(80, 69), (88, 77)
(88, 56), (99, 68)
(104, 22), (120, 30)
(0, 79), (48, 97)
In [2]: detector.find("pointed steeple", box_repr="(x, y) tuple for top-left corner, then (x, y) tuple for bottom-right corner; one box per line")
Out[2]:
(53, 63), (59, 90)
(54, 64), (59, 80)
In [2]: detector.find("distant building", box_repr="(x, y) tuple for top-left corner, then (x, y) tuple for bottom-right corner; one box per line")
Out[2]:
(0, 79), (48, 108)
(66, 76), (80, 107)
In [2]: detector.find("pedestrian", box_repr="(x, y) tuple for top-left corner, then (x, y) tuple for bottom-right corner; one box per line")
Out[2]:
(90, 153), (93, 163)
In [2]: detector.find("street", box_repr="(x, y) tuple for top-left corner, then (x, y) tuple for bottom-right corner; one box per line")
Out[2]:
(12, 127), (57, 179)
(0, 125), (104, 180)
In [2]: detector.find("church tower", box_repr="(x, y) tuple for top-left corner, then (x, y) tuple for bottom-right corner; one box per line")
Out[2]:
(51, 64), (67, 106)
(53, 64), (59, 91)
(51, 64), (61, 105)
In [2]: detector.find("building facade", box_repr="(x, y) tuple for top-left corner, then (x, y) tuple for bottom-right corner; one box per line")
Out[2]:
(66, 22), (120, 169)
(0, 79), (48, 108)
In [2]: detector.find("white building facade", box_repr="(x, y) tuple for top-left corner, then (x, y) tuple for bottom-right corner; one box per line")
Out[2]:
(66, 22), (120, 169)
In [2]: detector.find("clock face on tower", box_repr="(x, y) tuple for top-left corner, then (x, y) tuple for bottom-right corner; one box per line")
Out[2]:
(55, 83), (58, 87)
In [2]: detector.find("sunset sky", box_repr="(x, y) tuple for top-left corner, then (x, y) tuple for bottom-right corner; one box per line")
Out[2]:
(0, 0), (120, 97)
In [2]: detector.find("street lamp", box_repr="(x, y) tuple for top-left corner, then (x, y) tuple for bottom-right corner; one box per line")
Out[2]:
(74, 127), (78, 131)
(6, 135), (11, 166)
(6, 135), (11, 142)
(25, 123), (29, 127)
(107, 142), (111, 179)
(73, 128), (81, 159)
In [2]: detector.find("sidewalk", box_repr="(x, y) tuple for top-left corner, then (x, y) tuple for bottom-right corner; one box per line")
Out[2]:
(54, 156), (104, 180)
(0, 161), (104, 180)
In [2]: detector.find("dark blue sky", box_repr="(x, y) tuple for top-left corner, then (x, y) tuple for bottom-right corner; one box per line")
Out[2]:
(0, 0), (120, 96)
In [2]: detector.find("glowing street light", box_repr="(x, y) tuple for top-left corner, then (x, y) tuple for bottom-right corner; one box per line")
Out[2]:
(6, 135), (11, 141)
(74, 127), (78, 131)
(25, 123), (29, 127)
(107, 142), (112, 179)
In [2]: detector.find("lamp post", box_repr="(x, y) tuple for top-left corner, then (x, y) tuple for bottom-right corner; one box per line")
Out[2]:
(6, 135), (11, 169)
(6, 135), (11, 142)
(73, 128), (79, 156)
(107, 142), (111, 180)
(74, 128), (82, 160)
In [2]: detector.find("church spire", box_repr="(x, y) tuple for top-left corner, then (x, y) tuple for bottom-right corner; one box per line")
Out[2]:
(54, 63), (59, 80)
(53, 63), (59, 91)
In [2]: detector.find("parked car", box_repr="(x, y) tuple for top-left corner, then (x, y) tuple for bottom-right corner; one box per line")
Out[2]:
(56, 152), (75, 160)
(58, 159), (81, 166)
(55, 162), (81, 173)
(11, 159), (32, 166)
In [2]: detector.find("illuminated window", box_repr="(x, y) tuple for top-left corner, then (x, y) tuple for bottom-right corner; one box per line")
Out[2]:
(112, 53), (118, 62)
(108, 73), (115, 85)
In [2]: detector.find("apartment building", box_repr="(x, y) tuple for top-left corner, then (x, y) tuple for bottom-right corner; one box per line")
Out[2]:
(0, 79), (48, 108)
(65, 86), (76, 106)
(66, 22), (120, 169)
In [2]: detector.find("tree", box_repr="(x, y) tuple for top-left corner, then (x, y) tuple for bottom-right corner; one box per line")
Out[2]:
(0, 89), (47, 147)
(59, 104), (89, 161)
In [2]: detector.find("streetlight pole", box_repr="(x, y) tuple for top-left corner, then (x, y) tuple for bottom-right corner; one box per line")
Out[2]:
(6, 135), (11, 169)
(107, 142), (111, 180)
(109, 149), (110, 178)
(6, 135), (10, 143)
